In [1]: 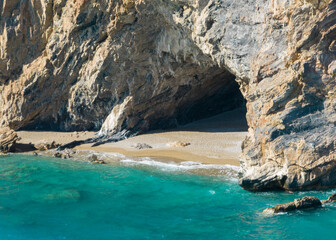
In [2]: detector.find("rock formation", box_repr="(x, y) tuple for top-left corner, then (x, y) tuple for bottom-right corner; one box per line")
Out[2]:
(322, 193), (336, 203)
(0, 127), (19, 152)
(1, 0), (336, 190)
(89, 154), (105, 164)
(35, 141), (59, 151)
(263, 196), (322, 214)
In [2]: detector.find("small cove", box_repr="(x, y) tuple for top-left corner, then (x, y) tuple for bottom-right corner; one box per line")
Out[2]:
(0, 154), (335, 240)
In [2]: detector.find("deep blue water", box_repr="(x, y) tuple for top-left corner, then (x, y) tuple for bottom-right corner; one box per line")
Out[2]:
(0, 154), (335, 240)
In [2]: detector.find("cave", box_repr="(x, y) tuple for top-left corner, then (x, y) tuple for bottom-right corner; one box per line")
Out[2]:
(145, 68), (248, 133)
(176, 74), (247, 128)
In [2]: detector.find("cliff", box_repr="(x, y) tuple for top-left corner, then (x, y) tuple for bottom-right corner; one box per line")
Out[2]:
(1, 0), (336, 191)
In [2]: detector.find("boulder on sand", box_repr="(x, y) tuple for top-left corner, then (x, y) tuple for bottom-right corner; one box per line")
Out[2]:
(0, 127), (19, 153)
(35, 141), (59, 151)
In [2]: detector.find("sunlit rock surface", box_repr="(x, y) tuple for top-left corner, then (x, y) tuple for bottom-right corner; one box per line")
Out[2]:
(1, 0), (336, 190)
(0, 127), (18, 152)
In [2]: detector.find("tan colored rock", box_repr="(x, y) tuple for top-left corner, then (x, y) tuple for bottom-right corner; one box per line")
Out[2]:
(0, 127), (19, 153)
(54, 150), (73, 159)
(89, 154), (105, 164)
(35, 141), (59, 151)
(263, 196), (322, 214)
(322, 194), (336, 203)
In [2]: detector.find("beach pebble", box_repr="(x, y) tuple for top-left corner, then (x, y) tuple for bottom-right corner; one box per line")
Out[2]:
(89, 154), (105, 164)
(35, 141), (59, 151)
(54, 151), (72, 159)
(54, 152), (62, 158)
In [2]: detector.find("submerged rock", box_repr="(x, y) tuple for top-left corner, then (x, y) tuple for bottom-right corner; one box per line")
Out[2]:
(33, 189), (81, 203)
(263, 196), (322, 214)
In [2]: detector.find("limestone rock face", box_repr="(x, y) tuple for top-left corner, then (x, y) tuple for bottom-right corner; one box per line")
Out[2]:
(0, 0), (240, 133)
(1, 0), (336, 190)
(0, 127), (19, 152)
(238, 1), (336, 191)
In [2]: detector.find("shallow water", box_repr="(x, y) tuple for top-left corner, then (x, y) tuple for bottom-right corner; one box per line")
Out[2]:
(0, 154), (335, 240)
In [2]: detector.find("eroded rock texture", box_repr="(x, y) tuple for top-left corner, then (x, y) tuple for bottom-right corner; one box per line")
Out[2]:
(0, 127), (18, 152)
(1, 0), (336, 190)
(0, 0), (241, 133)
(263, 196), (322, 214)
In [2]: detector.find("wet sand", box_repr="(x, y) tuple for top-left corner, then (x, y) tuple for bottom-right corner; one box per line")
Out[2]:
(17, 108), (248, 166)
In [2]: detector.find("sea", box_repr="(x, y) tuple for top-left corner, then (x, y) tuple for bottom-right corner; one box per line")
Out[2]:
(0, 154), (335, 240)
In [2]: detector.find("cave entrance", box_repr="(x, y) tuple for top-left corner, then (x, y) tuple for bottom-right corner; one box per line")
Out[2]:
(174, 68), (248, 132)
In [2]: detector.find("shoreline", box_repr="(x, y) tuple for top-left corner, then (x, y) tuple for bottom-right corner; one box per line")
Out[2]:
(16, 108), (248, 170)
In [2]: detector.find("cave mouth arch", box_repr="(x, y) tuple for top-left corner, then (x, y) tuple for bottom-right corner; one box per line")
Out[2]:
(177, 76), (247, 130)
(147, 68), (248, 133)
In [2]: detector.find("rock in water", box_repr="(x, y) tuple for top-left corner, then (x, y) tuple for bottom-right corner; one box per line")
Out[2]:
(89, 154), (105, 164)
(263, 197), (322, 214)
(294, 197), (322, 209)
(263, 202), (296, 214)
(0, 1), (336, 190)
(322, 194), (336, 203)
(0, 128), (19, 153)
(54, 150), (73, 159)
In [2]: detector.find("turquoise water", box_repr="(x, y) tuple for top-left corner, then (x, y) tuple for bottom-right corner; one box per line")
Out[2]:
(0, 155), (335, 240)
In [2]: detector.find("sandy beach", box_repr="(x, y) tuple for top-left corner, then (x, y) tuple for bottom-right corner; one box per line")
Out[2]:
(17, 108), (248, 166)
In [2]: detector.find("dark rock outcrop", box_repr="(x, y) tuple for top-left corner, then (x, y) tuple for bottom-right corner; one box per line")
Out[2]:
(263, 196), (322, 214)
(322, 194), (336, 203)
(1, 0), (336, 190)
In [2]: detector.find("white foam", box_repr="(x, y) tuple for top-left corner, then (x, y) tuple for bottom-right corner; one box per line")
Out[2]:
(120, 158), (240, 177)
(46, 149), (126, 163)
(47, 149), (240, 178)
